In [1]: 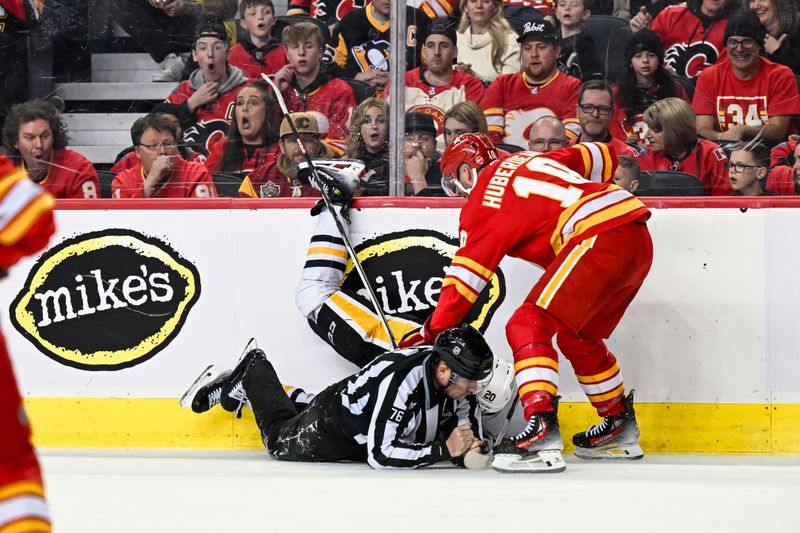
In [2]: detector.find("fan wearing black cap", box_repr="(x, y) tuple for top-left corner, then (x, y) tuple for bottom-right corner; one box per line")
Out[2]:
(693, 10), (800, 145)
(181, 324), (493, 469)
(405, 17), (485, 146)
(404, 112), (446, 196)
(481, 19), (581, 150)
(610, 29), (688, 148)
(166, 16), (248, 155)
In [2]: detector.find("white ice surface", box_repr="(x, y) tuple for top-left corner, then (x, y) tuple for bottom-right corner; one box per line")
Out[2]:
(40, 449), (800, 533)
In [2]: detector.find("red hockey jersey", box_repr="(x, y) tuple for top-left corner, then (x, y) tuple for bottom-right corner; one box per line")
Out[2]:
(636, 139), (731, 196)
(405, 67), (485, 134)
(285, 75), (357, 150)
(609, 84), (690, 146)
(766, 166), (798, 195)
(228, 40), (288, 81)
(29, 148), (99, 199)
(692, 57), (800, 134)
(204, 139), (280, 173)
(651, 5), (727, 79)
(482, 71), (581, 149)
(426, 143), (650, 336)
(112, 156), (218, 198)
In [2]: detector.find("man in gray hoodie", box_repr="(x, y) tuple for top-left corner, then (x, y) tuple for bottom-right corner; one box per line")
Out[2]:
(166, 16), (248, 155)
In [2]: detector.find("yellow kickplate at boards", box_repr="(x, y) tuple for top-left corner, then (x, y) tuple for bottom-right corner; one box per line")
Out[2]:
(23, 398), (795, 453)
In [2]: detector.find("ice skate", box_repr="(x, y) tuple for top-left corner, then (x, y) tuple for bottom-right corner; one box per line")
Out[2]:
(572, 390), (644, 460)
(220, 345), (268, 418)
(180, 365), (232, 413)
(492, 402), (565, 474)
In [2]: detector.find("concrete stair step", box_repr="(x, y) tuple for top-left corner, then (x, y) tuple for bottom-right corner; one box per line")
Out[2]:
(63, 113), (145, 131)
(70, 145), (126, 165)
(70, 130), (131, 146)
(93, 70), (162, 83)
(54, 82), (172, 101)
(92, 53), (161, 71)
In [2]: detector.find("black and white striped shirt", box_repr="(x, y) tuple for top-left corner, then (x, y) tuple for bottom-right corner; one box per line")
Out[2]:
(325, 347), (481, 469)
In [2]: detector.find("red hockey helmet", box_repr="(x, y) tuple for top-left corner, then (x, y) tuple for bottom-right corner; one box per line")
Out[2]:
(440, 133), (498, 197)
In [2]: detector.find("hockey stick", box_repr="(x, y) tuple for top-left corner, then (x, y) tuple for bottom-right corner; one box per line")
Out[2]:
(260, 73), (398, 350)
(493, 397), (518, 447)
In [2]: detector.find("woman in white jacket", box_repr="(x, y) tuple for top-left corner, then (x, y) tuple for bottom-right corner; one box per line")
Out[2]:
(455, 0), (520, 84)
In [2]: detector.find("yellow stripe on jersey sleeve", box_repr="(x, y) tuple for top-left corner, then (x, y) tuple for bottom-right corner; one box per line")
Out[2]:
(0, 481), (46, 501)
(442, 277), (479, 303)
(576, 363), (620, 385)
(563, 197), (646, 249)
(0, 193), (54, 247)
(451, 255), (493, 279)
(307, 246), (348, 259)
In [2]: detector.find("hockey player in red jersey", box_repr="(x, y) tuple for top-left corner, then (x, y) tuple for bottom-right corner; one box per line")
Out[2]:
(401, 133), (652, 473)
(0, 155), (54, 532)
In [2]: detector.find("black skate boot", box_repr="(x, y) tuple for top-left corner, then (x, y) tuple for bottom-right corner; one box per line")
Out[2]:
(492, 399), (565, 474)
(220, 348), (269, 418)
(180, 365), (232, 413)
(572, 389), (644, 460)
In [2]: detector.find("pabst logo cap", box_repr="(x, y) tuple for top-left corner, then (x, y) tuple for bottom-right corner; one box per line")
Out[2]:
(11, 229), (201, 370)
(518, 19), (557, 44)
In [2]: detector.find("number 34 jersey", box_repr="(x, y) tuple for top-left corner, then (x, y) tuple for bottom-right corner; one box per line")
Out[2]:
(433, 144), (650, 328)
(692, 57), (800, 133)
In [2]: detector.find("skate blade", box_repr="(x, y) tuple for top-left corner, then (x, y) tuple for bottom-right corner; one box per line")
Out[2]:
(573, 443), (644, 461)
(492, 450), (566, 474)
(179, 365), (215, 410)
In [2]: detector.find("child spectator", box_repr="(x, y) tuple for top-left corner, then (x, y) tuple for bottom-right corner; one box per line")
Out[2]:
(405, 18), (485, 145)
(238, 112), (330, 198)
(693, 11), (800, 145)
(455, 0), (520, 83)
(611, 30), (688, 148)
(636, 97), (732, 196)
(204, 80), (280, 173)
(555, 0), (603, 80)
(614, 155), (641, 193)
(727, 142), (776, 196)
(228, 0), (287, 80)
(272, 22), (357, 154)
(346, 98), (390, 196)
(1, 99), (99, 199)
(112, 114), (217, 198)
(326, 0), (431, 90)
(167, 16), (248, 156)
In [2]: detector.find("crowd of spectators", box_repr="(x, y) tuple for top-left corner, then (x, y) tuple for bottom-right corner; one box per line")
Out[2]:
(1, 0), (800, 199)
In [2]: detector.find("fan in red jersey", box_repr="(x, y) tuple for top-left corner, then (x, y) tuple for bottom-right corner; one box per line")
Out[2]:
(403, 133), (652, 473)
(0, 155), (54, 533)
(693, 10), (800, 145)
(112, 114), (217, 198)
(481, 19), (581, 149)
(2, 100), (100, 199)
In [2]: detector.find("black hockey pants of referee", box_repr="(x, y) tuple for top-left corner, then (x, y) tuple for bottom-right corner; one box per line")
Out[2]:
(245, 357), (365, 463)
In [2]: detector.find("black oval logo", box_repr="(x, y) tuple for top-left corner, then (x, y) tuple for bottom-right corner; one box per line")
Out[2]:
(340, 229), (505, 331)
(10, 229), (201, 370)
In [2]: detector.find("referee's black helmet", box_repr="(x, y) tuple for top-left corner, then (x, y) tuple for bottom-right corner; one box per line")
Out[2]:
(433, 324), (493, 381)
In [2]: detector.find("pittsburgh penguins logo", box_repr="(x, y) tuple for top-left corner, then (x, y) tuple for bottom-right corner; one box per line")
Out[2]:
(352, 39), (391, 72)
(182, 119), (230, 156)
(664, 42), (719, 79)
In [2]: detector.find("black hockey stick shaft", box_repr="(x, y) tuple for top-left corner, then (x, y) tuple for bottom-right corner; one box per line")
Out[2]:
(261, 74), (398, 350)
(493, 397), (518, 447)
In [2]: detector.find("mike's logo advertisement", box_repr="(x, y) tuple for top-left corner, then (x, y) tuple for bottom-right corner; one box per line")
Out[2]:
(10, 229), (201, 370)
(341, 229), (504, 331)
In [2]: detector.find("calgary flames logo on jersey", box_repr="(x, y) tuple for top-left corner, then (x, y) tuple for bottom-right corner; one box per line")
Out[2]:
(664, 42), (719, 79)
(183, 119), (229, 156)
(504, 107), (560, 149)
